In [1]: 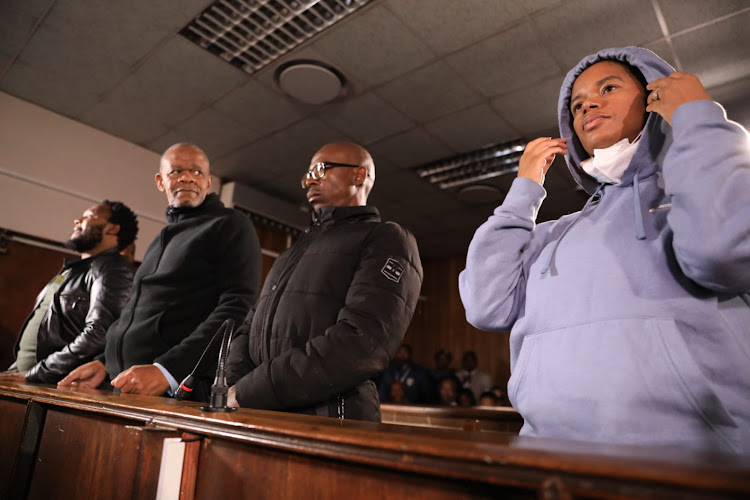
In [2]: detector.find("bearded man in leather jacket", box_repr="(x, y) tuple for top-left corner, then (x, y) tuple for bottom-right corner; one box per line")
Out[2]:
(226, 142), (423, 422)
(1, 200), (138, 384)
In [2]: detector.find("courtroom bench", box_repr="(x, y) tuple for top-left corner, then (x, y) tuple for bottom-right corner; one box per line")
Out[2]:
(1, 380), (749, 500)
(380, 403), (524, 433)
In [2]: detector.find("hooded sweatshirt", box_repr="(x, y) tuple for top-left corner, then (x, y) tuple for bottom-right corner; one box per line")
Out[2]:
(459, 47), (750, 454)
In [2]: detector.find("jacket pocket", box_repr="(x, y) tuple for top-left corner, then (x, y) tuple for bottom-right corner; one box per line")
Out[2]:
(509, 318), (738, 452)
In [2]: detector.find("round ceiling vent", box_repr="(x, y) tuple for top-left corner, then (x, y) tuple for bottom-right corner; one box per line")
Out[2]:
(276, 60), (346, 105)
(457, 184), (504, 205)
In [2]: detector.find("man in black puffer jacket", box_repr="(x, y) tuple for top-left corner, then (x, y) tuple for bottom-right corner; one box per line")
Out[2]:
(226, 142), (423, 421)
(59, 144), (261, 401)
(2, 201), (137, 384)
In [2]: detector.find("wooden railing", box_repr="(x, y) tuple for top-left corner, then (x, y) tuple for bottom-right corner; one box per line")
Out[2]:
(1, 380), (749, 499)
(381, 403), (524, 432)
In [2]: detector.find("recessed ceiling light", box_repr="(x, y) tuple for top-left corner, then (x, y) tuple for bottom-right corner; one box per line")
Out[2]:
(276, 60), (345, 104)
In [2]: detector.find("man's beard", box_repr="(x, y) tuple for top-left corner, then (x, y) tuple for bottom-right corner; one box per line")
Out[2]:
(65, 225), (105, 253)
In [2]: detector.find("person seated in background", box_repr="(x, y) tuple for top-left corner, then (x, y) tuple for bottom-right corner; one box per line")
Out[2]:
(59, 143), (261, 401)
(437, 375), (460, 406)
(478, 391), (499, 407)
(1, 201), (137, 384)
(460, 47), (750, 454)
(378, 343), (434, 405)
(224, 142), (423, 421)
(455, 350), (493, 402)
(430, 348), (454, 381)
(457, 388), (476, 408)
(387, 380), (408, 405)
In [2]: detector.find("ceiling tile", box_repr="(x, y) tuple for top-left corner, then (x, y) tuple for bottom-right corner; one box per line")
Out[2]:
(384, 0), (527, 55)
(0, 0), (51, 58)
(144, 129), (184, 156)
(368, 169), (437, 204)
(377, 60), (483, 123)
(670, 10), (750, 88)
(214, 80), (310, 135)
(445, 20), (562, 98)
(311, 4), (435, 87)
(161, 107), (259, 160)
(0, 25), (133, 118)
(535, 0), (663, 71)
(81, 36), (246, 142)
(275, 118), (355, 161)
(39, 0), (208, 67)
(255, 170), (309, 206)
(490, 76), (561, 137)
(425, 103), (519, 153)
(212, 134), (307, 186)
(641, 41), (679, 71)
(368, 128), (453, 169)
(317, 92), (414, 145)
(657, 0), (750, 34)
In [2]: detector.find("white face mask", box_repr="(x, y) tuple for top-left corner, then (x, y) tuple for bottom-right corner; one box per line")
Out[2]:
(579, 132), (642, 184)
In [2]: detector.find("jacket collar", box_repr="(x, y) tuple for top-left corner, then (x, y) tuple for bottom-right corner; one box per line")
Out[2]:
(63, 247), (121, 269)
(166, 192), (224, 223)
(310, 205), (380, 230)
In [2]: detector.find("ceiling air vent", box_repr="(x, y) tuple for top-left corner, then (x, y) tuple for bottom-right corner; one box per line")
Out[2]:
(180, 0), (373, 75)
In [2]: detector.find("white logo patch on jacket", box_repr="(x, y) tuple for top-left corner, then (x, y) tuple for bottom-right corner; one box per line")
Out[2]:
(381, 258), (404, 283)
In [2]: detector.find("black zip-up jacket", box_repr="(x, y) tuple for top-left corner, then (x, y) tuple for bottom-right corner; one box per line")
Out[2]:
(103, 194), (261, 400)
(12, 249), (133, 383)
(226, 206), (423, 421)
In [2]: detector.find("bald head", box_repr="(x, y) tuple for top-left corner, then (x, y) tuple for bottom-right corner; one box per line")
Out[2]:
(156, 143), (212, 208)
(160, 143), (210, 171)
(304, 142), (375, 210)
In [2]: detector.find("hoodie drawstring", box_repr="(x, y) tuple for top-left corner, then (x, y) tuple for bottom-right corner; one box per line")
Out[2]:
(632, 171), (646, 240)
(540, 183), (605, 275)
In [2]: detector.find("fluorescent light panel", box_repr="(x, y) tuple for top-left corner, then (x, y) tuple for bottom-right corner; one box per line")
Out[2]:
(180, 0), (372, 75)
(414, 140), (527, 190)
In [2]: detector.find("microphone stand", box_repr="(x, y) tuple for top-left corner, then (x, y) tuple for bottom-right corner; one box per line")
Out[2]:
(200, 318), (236, 413)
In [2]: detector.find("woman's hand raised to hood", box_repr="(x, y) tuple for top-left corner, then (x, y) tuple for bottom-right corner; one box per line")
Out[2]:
(646, 72), (712, 126)
(517, 137), (568, 186)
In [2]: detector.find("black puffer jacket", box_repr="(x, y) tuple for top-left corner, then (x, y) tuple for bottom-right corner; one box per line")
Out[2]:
(13, 249), (133, 383)
(104, 194), (261, 399)
(227, 206), (423, 421)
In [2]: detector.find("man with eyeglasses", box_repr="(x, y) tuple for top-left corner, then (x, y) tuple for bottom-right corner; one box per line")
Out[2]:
(226, 142), (423, 421)
(60, 143), (261, 401)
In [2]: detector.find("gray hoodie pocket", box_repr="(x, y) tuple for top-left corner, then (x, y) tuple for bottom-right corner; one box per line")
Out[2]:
(508, 318), (738, 452)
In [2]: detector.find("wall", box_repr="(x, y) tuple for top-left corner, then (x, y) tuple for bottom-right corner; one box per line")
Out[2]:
(0, 91), (216, 262)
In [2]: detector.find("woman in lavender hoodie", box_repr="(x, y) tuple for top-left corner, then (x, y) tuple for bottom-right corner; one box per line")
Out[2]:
(459, 46), (750, 454)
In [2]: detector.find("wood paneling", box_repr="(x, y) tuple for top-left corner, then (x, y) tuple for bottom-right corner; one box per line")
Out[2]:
(194, 437), (513, 500)
(0, 240), (68, 369)
(0, 397), (29, 499)
(403, 257), (511, 393)
(27, 409), (143, 500)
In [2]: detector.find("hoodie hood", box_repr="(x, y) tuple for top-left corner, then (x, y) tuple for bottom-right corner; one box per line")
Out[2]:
(558, 47), (675, 194)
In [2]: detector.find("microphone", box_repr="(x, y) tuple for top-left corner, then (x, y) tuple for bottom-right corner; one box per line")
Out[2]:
(174, 318), (233, 401)
(200, 318), (236, 413)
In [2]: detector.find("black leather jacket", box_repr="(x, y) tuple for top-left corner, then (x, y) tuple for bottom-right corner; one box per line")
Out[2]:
(13, 248), (133, 383)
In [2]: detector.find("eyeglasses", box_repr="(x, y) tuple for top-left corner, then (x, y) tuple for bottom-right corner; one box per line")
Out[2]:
(301, 161), (362, 189)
